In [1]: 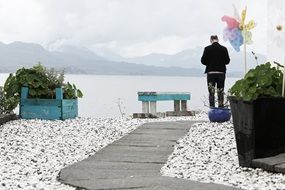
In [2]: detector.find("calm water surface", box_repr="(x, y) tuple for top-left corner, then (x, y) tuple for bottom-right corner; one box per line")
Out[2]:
(0, 74), (239, 118)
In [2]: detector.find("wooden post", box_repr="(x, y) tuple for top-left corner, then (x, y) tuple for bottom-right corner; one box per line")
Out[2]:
(174, 100), (180, 112)
(242, 6), (248, 76)
(56, 88), (63, 100)
(181, 100), (187, 111)
(21, 87), (29, 100)
(20, 87), (29, 117)
(149, 101), (157, 114)
(282, 55), (285, 97)
(243, 27), (247, 76)
(142, 101), (149, 113)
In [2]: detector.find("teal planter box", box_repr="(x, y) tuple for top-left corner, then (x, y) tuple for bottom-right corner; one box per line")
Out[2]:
(20, 87), (78, 120)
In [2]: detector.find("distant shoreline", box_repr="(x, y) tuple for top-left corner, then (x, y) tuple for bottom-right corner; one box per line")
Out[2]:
(0, 72), (243, 78)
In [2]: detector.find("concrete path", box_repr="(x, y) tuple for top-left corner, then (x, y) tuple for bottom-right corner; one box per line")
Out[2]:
(58, 121), (239, 190)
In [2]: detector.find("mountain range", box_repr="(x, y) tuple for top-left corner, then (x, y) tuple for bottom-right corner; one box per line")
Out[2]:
(114, 47), (266, 73)
(0, 41), (266, 77)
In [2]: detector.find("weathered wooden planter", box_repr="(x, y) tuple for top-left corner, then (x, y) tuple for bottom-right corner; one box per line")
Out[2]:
(20, 87), (78, 120)
(229, 96), (285, 168)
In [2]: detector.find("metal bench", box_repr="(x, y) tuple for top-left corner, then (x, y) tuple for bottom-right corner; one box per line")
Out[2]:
(133, 92), (193, 118)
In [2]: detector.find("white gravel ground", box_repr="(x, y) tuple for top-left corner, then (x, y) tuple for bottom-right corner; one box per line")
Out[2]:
(0, 114), (205, 190)
(161, 120), (285, 190)
(2, 112), (285, 190)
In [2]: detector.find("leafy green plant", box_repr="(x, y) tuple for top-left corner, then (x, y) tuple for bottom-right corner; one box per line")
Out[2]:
(3, 63), (83, 112)
(229, 62), (283, 101)
(0, 86), (6, 114)
(202, 83), (230, 108)
(0, 86), (16, 114)
(63, 82), (83, 99)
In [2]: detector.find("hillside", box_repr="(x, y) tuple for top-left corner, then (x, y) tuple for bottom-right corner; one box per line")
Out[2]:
(0, 41), (264, 77)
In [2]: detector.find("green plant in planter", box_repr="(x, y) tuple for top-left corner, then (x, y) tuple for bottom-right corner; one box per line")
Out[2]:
(229, 62), (283, 101)
(0, 86), (18, 114)
(228, 62), (285, 168)
(3, 63), (83, 112)
(63, 82), (83, 99)
(0, 86), (6, 114)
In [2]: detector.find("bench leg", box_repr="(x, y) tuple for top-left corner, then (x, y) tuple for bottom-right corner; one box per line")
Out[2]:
(142, 101), (149, 113)
(174, 100), (181, 112)
(181, 100), (187, 111)
(149, 101), (157, 114)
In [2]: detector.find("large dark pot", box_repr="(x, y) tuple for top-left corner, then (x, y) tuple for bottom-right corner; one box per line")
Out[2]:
(229, 96), (285, 167)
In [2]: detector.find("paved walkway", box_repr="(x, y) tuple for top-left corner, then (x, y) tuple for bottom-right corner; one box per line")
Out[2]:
(58, 121), (239, 190)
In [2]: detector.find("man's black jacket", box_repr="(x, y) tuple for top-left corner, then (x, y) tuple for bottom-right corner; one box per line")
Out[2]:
(201, 42), (230, 73)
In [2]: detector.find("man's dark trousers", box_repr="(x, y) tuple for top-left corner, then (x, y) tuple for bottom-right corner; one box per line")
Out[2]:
(207, 73), (225, 107)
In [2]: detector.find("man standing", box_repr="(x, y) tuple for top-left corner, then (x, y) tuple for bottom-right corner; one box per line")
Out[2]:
(201, 35), (230, 107)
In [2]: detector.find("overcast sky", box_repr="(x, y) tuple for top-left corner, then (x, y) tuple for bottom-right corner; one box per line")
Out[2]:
(0, 0), (267, 57)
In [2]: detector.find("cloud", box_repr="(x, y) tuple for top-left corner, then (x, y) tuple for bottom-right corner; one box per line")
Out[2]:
(0, 0), (48, 42)
(0, 0), (268, 57)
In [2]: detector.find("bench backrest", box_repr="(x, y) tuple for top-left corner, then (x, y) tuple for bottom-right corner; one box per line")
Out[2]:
(138, 92), (191, 101)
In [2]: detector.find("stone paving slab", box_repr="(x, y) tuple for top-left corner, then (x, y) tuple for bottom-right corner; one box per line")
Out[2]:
(58, 121), (239, 190)
(90, 153), (168, 164)
(252, 153), (285, 173)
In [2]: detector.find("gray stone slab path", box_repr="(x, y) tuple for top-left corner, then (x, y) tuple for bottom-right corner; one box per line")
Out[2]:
(252, 153), (285, 173)
(58, 121), (240, 190)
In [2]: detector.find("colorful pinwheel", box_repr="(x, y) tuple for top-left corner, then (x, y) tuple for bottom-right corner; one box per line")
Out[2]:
(222, 6), (256, 52)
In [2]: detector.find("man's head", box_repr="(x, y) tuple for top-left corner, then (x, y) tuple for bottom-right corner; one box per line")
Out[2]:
(210, 35), (219, 44)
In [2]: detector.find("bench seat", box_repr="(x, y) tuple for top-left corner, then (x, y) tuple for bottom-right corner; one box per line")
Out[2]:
(138, 92), (191, 101)
(134, 92), (193, 118)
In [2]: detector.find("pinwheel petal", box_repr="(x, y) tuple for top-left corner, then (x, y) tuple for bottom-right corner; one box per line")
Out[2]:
(239, 7), (247, 29)
(221, 15), (240, 29)
(243, 31), (253, 44)
(245, 20), (256, 30)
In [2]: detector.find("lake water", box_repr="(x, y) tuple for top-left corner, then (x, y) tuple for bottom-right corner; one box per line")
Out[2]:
(0, 74), (239, 118)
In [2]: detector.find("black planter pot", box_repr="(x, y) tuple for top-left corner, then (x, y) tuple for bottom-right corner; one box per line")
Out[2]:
(229, 96), (285, 167)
